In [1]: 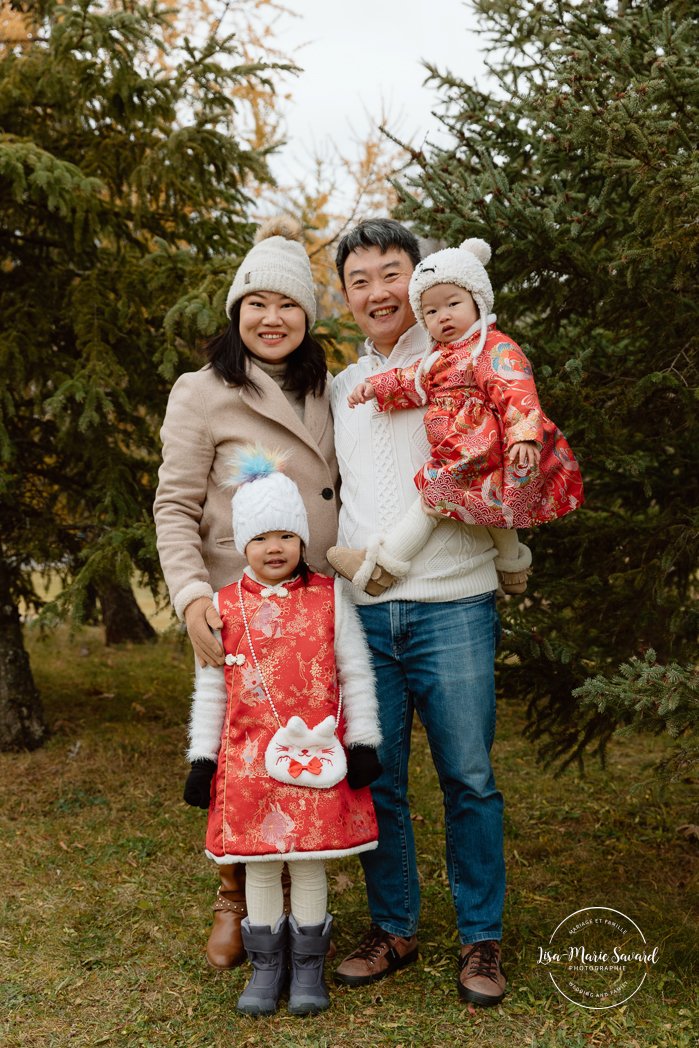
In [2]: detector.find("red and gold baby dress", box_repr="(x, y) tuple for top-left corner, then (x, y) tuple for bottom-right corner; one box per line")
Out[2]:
(370, 323), (584, 529)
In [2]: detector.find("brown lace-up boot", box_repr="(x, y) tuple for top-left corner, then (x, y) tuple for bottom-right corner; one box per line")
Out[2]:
(335, 924), (418, 986)
(458, 940), (507, 1006)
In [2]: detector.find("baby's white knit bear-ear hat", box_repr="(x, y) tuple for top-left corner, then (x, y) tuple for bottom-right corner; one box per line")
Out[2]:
(409, 238), (494, 363)
(226, 215), (316, 326)
(223, 443), (310, 556)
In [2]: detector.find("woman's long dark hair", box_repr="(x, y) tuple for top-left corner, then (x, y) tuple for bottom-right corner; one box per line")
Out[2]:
(204, 299), (328, 398)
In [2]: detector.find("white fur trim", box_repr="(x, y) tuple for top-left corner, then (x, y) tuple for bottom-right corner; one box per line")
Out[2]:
(493, 542), (532, 574)
(334, 579), (382, 748)
(174, 580), (214, 622)
(206, 840), (378, 864)
(186, 593), (226, 761)
(375, 546), (411, 578)
(350, 533), (382, 591)
(413, 349), (442, 405)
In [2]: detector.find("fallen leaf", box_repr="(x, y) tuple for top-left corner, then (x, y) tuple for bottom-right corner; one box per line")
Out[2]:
(677, 824), (699, 839)
(97, 693), (115, 700)
(142, 692), (153, 700)
(131, 702), (146, 716)
(332, 873), (354, 893)
(72, 842), (86, 850)
(410, 813), (426, 823)
(67, 740), (82, 759)
(126, 857), (138, 868)
(59, 840), (69, 852)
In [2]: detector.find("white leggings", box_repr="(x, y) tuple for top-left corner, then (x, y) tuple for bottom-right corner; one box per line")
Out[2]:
(245, 859), (327, 928)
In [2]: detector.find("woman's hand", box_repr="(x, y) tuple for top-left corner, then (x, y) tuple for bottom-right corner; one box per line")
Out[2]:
(508, 441), (541, 470)
(184, 596), (225, 668)
(348, 381), (376, 408)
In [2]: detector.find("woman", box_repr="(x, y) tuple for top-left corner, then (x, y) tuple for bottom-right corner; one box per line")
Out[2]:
(153, 216), (339, 970)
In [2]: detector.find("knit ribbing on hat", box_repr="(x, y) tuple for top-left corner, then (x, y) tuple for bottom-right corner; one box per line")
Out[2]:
(226, 443), (310, 555)
(408, 238), (494, 363)
(225, 215), (317, 326)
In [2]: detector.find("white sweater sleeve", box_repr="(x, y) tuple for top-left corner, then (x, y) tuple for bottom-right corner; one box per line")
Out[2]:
(186, 592), (227, 762)
(334, 579), (381, 748)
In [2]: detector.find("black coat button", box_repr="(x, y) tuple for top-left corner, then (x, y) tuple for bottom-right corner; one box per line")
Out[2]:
(322, 487), (334, 500)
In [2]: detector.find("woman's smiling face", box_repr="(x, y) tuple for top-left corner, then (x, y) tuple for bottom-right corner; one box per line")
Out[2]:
(239, 290), (307, 362)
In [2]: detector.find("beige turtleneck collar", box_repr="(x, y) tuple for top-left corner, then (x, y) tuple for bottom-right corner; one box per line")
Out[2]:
(250, 355), (305, 423)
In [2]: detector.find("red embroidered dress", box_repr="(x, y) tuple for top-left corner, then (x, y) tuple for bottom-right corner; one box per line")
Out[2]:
(205, 572), (379, 863)
(370, 324), (584, 529)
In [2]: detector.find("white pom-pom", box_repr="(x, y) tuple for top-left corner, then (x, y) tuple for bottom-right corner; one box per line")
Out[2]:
(459, 238), (491, 266)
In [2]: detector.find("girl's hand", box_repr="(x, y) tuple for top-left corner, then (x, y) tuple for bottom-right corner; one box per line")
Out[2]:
(348, 381), (376, 408)
(508, 441), (541, 470)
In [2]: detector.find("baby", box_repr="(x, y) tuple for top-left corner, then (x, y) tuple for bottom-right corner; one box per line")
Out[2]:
(327, 238), (584, 594)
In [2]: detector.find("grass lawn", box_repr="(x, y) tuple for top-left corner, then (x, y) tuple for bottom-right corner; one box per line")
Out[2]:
(1, 625), (697, 1047)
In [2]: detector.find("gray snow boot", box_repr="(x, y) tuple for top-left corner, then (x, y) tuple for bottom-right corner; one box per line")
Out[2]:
(287, 912), (333, 1015)
(236, 914), (288, 1016)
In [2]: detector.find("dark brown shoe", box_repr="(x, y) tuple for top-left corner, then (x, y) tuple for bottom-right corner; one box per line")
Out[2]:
(206, 863), (248, 970)
(335, 924), (418, 986)
(458, 940), (506, 1006)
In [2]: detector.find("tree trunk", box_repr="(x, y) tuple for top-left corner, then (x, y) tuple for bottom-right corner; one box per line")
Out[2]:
(97, 581), (157, 646)
(0, 558), (46, 751)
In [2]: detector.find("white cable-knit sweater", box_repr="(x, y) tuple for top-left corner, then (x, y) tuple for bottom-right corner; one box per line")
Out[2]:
(330, 324), (499, 604)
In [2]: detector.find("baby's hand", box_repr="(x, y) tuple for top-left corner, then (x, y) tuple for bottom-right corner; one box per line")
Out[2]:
(508, 441), (541, 469)
(348, 381), (376, 408)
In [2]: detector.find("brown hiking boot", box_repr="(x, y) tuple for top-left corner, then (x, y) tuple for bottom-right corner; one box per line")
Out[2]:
(458, 940), (506, 1006)
(335, 924), (418, 986)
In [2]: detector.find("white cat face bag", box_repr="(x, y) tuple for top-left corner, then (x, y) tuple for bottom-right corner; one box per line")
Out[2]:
(265, 715), (347, 789)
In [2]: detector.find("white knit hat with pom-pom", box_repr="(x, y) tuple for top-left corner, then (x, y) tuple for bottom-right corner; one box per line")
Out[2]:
(226, 215), (316, 326)
(223, 443), (309, 555)
(409, 238), (494, 362)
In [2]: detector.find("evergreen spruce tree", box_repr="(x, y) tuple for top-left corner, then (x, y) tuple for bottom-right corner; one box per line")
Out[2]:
(393, 0), (699, 782)
(0, 0), (281, 748)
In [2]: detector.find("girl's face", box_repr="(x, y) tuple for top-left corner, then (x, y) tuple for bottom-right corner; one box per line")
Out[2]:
(239, 291), (307, 363)
(421, 283), (479, 343)
(245, 531), (302, 584)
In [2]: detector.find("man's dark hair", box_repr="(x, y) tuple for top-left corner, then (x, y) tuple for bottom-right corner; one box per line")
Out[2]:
(335, 219), (422, 288)
(203, 299), (327, 398)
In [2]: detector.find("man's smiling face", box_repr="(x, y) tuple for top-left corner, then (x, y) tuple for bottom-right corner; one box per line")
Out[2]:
(341, 245), (417, 354)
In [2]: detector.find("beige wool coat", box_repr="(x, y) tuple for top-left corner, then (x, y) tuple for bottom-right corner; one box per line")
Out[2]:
(153, 362), (339, 619)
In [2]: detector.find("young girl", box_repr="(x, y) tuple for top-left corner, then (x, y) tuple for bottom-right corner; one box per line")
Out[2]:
(327, 238), (584, 594)
(183, 445), (381, 1017)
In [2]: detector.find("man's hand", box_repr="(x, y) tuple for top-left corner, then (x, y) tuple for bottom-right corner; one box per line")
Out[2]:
(508, 441), (541, 470)
(348, 381), (377, 408)
(184, 596), (224, 668)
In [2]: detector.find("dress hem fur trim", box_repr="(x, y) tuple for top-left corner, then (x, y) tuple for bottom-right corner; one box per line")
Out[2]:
(205, 840), (378, 864)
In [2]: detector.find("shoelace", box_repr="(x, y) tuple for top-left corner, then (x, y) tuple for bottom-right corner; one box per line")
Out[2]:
(350, 924), (395, 962)
(461, 941), (501, 981)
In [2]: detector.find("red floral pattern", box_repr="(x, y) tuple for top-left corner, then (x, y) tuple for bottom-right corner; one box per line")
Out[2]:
(370, 325), (584, 528)
(205, 572), (378, 861)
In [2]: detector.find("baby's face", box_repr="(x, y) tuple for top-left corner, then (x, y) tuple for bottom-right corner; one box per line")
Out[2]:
(422, 283), (479, 343)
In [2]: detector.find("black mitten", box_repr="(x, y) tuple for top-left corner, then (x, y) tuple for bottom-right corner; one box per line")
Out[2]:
(183, 758), (217, 809)
(346, 745), (383, 790)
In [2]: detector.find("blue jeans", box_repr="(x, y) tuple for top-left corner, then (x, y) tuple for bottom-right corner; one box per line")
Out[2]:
(357, 593), (505, 945)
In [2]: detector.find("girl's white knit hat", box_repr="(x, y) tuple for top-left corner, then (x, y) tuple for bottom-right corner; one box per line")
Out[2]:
(226, 215), (317, 326)
(409, 238), (494, 362)
(224, 444), (309, 555)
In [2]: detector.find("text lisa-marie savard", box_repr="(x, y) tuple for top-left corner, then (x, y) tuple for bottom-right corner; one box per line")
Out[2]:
(538, 946), (660, 971)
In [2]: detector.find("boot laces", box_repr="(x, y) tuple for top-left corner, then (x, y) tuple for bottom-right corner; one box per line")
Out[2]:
(350, 924), (395, 963)
(462, 941), (500, 981)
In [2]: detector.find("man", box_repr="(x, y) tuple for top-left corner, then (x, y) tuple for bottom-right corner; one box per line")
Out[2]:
(330, 219), (507, 1006)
